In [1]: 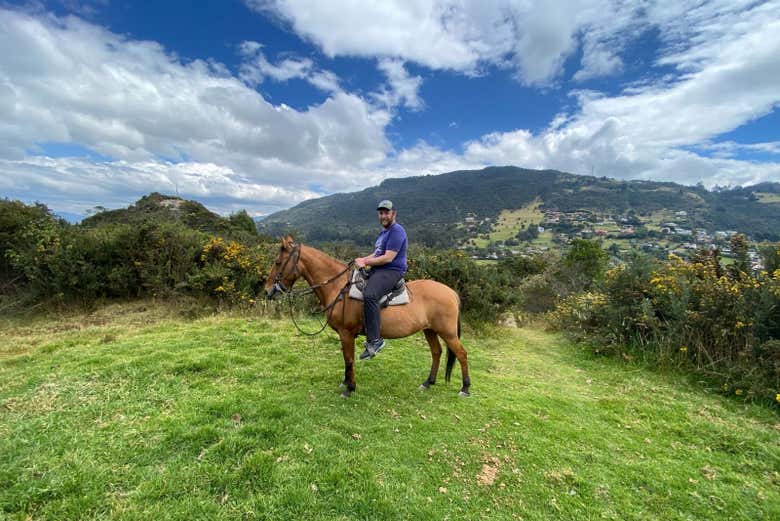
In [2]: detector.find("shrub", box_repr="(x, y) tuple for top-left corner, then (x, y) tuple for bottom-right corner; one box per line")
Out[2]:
(558, 239), (608, 294)
(550, 246), (780, 404)
(407, 247), (519, 323)
(228, 210), (259, 237)
(188, 237), (270, 305)
(518, 272), (559, 313)
(1, 199), (58, 287)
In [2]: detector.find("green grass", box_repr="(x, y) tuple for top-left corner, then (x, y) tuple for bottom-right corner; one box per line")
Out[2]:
(643, 210), (680, 231)
(528, 231), (556, 249)
(601, 238), (630, 251)
(473, 199), (544, 247)
(1, 303), (778, 520)
(491, 200), (545, 241)
(755, 193), (780, 204)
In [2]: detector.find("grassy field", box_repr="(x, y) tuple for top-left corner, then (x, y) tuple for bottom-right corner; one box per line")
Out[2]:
(1, 302), (778, 520)
(755, 192), (780, 204)
(528, 231), (556, 249)
(473, 199), (544, 248)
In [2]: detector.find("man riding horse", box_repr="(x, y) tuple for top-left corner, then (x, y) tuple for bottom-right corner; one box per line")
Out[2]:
(354, 199), (407, 360)
(264, 206), (470, 397)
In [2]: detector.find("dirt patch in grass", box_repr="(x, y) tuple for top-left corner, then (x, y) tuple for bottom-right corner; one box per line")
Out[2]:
(477, 455), (501, 486)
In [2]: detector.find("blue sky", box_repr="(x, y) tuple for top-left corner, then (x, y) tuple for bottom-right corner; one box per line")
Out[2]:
(1, 0), (779, 217)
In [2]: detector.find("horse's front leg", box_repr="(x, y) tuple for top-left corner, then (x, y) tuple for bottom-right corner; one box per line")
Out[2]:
(338, 331), (357, 397)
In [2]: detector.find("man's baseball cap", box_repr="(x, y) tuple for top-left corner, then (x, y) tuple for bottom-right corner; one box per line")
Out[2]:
(376, 199), (394, 210)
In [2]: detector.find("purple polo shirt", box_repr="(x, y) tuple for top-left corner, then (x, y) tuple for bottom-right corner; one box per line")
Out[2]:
(373, 222), (407, 274)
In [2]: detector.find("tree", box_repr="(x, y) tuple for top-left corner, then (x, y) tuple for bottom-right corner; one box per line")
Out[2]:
(516, 223), (539, 241)
(729, 233), (750, 276)
(758, 242), (780, 274)
(229, 210), (258, 237)
(0, 200), (58, 284)
(558, 239), (608, 293)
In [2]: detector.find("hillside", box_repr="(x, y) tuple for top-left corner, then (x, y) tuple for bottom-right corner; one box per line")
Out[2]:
(81, 192), (258, 238)
(1, 303), (777, 520)
(259, 167), (780, 255)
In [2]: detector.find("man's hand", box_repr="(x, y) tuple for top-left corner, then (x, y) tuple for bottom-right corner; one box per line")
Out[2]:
(356, 250), (397, 269)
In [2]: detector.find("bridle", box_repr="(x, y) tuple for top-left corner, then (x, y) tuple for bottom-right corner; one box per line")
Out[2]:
(270, 243), (355, 336)
(271, 243), (302, 295)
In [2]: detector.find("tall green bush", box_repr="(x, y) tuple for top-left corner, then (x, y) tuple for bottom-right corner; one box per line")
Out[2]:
(188, 237), (271, 305)
(551, 246), (780, 404)
(1, 200), (58, 287)
(407, 247), (521, 322)
(1, 199), (277, 306)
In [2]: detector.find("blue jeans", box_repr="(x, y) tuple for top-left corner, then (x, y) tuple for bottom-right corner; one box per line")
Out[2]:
(363, 269), (403, 341)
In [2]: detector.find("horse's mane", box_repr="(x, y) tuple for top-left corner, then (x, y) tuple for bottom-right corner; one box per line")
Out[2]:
(301, 244), (348, 272)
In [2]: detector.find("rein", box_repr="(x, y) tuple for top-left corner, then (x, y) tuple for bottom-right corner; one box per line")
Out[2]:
(275, 244), (355, 336)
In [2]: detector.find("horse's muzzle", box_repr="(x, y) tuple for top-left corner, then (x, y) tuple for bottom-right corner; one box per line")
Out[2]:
(266, 282), (284, 300)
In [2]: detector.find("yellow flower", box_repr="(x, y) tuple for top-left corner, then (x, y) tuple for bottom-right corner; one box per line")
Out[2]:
(735, 389), (743, 396)
(776, 394), (780, 404)
(679, 346), (688, 352)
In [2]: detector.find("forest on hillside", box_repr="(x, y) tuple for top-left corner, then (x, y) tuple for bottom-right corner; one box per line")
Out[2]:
(260, 167), (780, 248)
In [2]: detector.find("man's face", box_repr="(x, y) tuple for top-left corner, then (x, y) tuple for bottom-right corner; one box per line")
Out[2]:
(378, 209), (395, 228)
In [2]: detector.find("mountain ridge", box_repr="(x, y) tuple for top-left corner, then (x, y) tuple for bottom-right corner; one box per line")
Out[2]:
(259, 166), (780, 249)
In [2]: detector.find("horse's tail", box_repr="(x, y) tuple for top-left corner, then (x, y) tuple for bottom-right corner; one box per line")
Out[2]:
(446, 295), (461, 383)
(445, 346), (456, 383)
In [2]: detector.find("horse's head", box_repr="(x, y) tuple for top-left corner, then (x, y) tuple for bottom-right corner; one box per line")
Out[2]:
(265, 235), (301, 300)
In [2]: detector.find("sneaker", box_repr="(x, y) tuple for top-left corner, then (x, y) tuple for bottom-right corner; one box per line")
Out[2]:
(359, 338), (386, 360)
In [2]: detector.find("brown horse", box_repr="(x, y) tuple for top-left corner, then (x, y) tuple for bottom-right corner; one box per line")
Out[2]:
(265, 236), (470, 398)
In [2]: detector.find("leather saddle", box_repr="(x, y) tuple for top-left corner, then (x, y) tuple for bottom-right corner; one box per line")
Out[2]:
(348, 269), (410, 307)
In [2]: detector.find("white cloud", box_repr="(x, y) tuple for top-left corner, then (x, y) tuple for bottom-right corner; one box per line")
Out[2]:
(381, 0), (780, 189)
(372, 1), (780, 189)
(0, 156), (320, 215)
(0, 8), (390, 214)
(238, 41), (342, 93)
(248, 0), (647, 86)
(573, 41), (623, 82)
(248, 0), (482, 70)
(696, 140), (780, 159)
(307, 70), (341, 94)
(1, 2), (779, 220)
(373, 59), (424, 111)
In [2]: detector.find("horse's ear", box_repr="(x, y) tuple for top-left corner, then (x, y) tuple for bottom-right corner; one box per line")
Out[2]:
(281, 234), (295, 250)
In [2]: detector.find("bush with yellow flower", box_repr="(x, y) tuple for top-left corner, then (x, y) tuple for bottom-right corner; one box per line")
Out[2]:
(550, 243), (780, 405)
(188, 236), (270, 305)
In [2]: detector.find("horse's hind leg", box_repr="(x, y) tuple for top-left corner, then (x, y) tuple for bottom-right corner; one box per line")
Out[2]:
(420, 329), (442, 390)
(442, 334), (471, 397)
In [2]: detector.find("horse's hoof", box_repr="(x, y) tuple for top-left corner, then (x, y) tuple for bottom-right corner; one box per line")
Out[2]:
(419, 384), (428, 390)
(340, 390), (351, 398)
(339, 382), (346, 389)
(458, 390), (470, 397)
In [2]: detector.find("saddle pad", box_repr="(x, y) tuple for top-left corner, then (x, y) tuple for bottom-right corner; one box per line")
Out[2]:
(348, 269), (409, 307)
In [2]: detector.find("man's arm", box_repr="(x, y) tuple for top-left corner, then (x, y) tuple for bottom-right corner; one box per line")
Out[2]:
(355, 224), (404, 268)
(355, 250), (397, 268)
